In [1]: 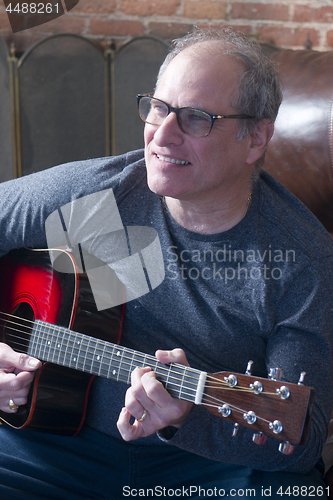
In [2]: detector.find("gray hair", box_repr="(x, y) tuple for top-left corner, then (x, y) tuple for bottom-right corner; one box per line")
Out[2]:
(156, 27), (282, 143)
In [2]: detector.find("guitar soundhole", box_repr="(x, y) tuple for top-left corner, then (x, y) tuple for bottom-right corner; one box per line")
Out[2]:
(4, 303), (34, 355)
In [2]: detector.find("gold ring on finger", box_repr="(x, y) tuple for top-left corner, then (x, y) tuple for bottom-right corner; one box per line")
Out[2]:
(9, 399), (19, 411)
(137, 409), (147, 422)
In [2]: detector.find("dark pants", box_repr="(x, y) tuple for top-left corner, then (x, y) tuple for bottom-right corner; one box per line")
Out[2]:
(0, 425), (327, 499)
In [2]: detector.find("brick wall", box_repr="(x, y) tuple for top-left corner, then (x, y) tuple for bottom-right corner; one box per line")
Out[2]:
(1, 0), (333, 53)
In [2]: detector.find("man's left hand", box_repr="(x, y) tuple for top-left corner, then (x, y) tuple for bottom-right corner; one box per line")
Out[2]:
(117, 348), (193, 441)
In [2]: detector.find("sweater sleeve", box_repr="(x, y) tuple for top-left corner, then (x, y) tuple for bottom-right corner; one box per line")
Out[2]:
(0, 153), (141, 257)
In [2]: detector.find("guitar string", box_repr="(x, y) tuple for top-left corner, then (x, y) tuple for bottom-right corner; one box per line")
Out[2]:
(2, 321), (245, 403)
(0, 313), (283, 417)
(0, 319), (212, 390)
(0, 312), (281, 390)
(0, 311), (230, 388)
(2, 328), (249, 414)
(0, 312), (281, 399)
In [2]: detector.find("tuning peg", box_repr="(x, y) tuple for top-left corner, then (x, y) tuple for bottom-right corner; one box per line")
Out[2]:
(250, 380), (263, 394)
(245, 360), (253, 375)
(269, 420), (283, 434)
(276, 385), (290, 399)
(218, 404), (231, 417)
(298, 372), (306, 385)
(243, 411), (257, 424)
(224, 374), (238, 387)
(268, 367), (283, 381)
(232, 423), (239, 437)
(252, 432), (267, 445)
(278, 442), (295, 455)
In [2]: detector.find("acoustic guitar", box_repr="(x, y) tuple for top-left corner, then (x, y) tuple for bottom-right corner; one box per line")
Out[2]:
(0, 249), (315, 452)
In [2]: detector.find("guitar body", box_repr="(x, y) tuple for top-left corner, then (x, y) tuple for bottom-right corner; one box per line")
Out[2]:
(0, 249), (124, 435)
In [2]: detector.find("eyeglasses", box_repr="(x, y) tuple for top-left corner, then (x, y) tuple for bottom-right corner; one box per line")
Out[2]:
(137, 94), (254, 138)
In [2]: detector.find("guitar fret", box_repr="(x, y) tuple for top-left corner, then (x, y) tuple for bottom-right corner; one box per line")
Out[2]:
(86, 336), (98, 374)
(109, 346), (123, 381)
(128, 351), (146, 382)
(62, 329), (70, 366)
(63, 329), (74, 367)
(41, 323), (50, 362)
(54, 325), (65, 365)
(106, 344), (115, 379)
(28, 322), (39, 358)
(80, 336), (91, 372)
(127, 352), (136, 382)
(94, 341), (110, 378)
(98, 343), (107, 377)
(71, 332), (82, 370)
(117, 348), (125, 381)
(40, 323), (51, 361)
(165, 364), (172, 393)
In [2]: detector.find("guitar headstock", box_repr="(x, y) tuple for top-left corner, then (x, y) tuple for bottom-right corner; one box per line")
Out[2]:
(203, 362), (315, 452)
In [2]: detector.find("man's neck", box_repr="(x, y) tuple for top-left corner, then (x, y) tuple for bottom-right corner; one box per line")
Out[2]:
(164, 188), (253, 235)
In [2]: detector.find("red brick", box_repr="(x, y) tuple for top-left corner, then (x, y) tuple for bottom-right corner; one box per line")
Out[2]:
(294, 5), (333, 23)
(326, 30), (333, 48)
(89, 19), (145, 37)
(28, 14), (86, 34)
(121, 0), (180, 17)
(231, 3), (289, 22)
(257, 26), (319, 49)
(184, 1), (227, 20)
(148, 22), (194, 40)
(73, 0), (117, 15)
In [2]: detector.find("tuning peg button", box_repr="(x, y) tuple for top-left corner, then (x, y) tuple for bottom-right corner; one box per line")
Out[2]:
(278, 442), (295, 455)
(252, 432), (267, 445)
(232, 423), (239, 437)
(298, 372), (306, 385)
(245, 360), (253, 375)
(268, 367), (283, 381)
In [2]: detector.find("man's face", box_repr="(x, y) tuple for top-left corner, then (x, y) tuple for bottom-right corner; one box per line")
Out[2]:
(144, 43), (258, 205)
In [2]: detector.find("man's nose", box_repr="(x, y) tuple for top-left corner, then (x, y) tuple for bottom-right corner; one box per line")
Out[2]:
(153, 111), (184, 145)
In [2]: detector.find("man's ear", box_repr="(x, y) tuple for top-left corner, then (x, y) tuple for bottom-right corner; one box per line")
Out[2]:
(245, 120), (274, 165)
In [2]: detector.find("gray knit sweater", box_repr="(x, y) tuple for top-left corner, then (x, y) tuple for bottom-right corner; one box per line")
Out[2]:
(1, 149), (333, 474)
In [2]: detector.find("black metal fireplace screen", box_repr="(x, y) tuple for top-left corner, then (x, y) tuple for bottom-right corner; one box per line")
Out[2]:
(0, 33), (169, 181)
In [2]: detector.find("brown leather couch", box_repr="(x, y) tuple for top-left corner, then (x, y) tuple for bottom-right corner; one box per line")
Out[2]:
(264, 48), (333, 492)
(265, 49), (333, 236)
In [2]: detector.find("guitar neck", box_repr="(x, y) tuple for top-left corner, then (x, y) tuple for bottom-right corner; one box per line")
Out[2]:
(28, 320), (207, 405)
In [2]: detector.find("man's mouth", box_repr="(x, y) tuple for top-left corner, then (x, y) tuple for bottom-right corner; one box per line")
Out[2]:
(156, 154), (190, 165)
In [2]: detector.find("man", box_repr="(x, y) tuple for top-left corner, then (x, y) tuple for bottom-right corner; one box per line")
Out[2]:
(0, 27), (332, 499)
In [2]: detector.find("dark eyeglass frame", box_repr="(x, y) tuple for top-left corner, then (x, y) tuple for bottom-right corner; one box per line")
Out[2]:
(137, 94), (255, 137)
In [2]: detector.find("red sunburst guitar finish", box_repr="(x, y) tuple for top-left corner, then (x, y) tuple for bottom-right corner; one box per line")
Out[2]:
(0, 248), (124, 435)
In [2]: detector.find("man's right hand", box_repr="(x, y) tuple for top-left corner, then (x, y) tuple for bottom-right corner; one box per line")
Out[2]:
(0, 343), (41, 413)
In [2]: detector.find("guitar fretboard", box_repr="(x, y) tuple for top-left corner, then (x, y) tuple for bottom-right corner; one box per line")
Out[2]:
(28, 320), (207, 404)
